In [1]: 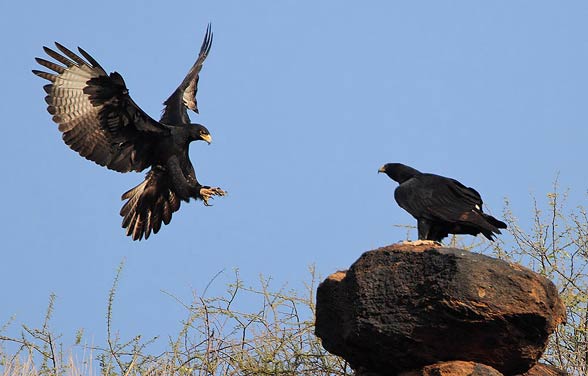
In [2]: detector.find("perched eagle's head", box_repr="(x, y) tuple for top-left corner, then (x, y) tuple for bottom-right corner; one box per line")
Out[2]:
(378, 163), (421, 184)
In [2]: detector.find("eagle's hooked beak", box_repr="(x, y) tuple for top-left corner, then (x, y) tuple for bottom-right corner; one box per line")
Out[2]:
(201, 134), (212, 145)
(378, 166), (386, 174)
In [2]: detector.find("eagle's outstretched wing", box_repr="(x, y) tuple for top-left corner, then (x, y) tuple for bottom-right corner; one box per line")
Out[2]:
(160, 24), (212, 125)
(33, 43), (168, 173)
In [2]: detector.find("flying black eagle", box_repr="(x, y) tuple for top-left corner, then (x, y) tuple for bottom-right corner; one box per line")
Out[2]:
(33, 25), (226, 240)
(378, 163), (506, 242)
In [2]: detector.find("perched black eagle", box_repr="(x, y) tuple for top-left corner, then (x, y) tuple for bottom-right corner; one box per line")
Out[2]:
(33, 25), (226, 240)
(378, 163), (506, 242)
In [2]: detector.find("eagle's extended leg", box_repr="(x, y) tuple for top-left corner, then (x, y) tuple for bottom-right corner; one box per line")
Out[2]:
(417, 219), (432, 240)
(166, 156), (227, 206)
(199, 186), (227, 206)
(401, 219), (442, 246)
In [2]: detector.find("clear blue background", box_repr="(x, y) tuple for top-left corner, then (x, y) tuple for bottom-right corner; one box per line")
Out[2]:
(1, 0), (587, 355)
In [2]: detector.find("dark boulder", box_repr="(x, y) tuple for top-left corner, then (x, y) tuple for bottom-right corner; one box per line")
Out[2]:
(315, 243), (565, 375)
(518, 363), (568, 376)
(398, 360), (503, 376)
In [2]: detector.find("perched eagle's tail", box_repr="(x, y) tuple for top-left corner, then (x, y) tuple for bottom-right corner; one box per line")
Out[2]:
(456, 210), (507, 242)
(120, 168), (181, 240)
(483, 214), (507, 230)
(477, 212), (507, 241)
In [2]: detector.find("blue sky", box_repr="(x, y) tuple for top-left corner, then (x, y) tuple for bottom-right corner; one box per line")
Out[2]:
(1, 0), (587, 356)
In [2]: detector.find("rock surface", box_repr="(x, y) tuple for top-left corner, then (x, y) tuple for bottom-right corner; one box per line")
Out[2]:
(315, 243), (565, 375)
(398, 360), (503, 376)
(518, 363), (569, 376)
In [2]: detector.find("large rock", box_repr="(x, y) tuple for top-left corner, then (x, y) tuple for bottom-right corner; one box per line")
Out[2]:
(315, 243), (565, 375)
(398, 360), (503, 376)
(518, 363), (568, 376)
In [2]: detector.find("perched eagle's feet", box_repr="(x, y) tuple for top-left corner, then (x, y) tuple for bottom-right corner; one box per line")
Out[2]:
(402, 239), (442, 247)
(200, 186), (227, 206)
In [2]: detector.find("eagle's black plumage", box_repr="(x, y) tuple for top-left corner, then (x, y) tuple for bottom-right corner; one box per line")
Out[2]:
(378, 163), (506, 242)
(33, 25), (226, 240)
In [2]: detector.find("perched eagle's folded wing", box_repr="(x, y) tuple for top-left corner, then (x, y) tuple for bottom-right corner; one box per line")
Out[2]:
(33, 43), (169, 173)
(396, 175), (480, 223)
(447, 178), (483, 208)
(160, 24), (212, 125)
(397, 175), (504, 236)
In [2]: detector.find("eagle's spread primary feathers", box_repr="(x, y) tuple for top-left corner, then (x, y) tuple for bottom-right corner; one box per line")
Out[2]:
(34, 24), (226, 240)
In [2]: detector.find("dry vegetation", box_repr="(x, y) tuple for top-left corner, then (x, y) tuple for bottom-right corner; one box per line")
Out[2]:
(0, 264), (351, 376)
(1, 183), (587, 375)
(501, 184), (588, 375)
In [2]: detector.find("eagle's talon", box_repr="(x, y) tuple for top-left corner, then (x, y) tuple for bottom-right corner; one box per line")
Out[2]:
(211, 187), (227, 196)
(200, 186), (226, 206)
